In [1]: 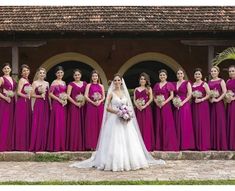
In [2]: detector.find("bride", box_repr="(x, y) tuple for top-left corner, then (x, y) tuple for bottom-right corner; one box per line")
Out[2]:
(70, 74), (165, 171)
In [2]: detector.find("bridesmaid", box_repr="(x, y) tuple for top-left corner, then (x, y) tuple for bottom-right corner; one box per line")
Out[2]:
(29, 68), (50, 151)
(226, 65), (235, 150)
(47, 66), (67, 152)
(208, 66), (227, 150)
(0, 63), (17, 151)
(191, 68), (211, 151)
(66, 69), (87, 151)
(85, 70), (105, 150)
(174, 69), (195, 150)
(153, 69), (179, 151)
(13, 64), (32, 151)
(133, 72), (154, 151)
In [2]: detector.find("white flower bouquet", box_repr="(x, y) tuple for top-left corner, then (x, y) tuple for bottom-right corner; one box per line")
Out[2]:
(156, 95), (165, 105)
(173, 96), (182, 109)
(75, 94), (85, 105)
(209, 89), (220, 98)
(136, 98), (145, 106)
(192, 90), (202, 98)
(92, 92), (102, 102)
(117, 103), (134, 122)
(59, 92), (68, 106)
(225, 90), (235, 103)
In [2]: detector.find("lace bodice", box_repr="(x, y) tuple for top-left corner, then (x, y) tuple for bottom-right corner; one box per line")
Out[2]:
(111, 91), (128, 109)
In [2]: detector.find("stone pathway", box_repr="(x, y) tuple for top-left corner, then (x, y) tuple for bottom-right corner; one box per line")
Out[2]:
(0, 160), (235, 182)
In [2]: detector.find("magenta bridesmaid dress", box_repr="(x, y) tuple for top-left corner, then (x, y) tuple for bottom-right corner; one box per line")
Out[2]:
(191, 82), (211, 151)
(66, 81), (87, 151)
(226, 79), (235, 150)
(134, 88), (155, 151)
(0, 77), (17, 151)
(47, 84), (67, 152)
(174, 81), (195, 150)
(13, 79), (32, 151)
(29, 85), (50, 151)
(208, 79), (227, 150)
(153, 82), (179, 151)
(85, 83), (104, 150)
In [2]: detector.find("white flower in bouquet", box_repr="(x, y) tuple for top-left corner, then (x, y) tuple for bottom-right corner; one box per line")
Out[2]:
(59, 92), (68, 106)
(192, 90), (202, 98)
(24, 85), (33, 100)
(209, 89), (220, 98)
(38, 85), (47, 100)
(225, 90), (235, 102)
(156, 95), (165, 105)
(75, 94), (85, 105)
(136, 98), (145, 106)
(173, 96), (182, 109)
(3, 89), (15, 97)
(117, 103), (134, 122)
(92, 92), (102, 102)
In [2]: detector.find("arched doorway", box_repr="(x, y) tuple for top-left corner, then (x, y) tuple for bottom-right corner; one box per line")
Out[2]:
(37, 52), (108, 88)
(118, 52), (187, 89)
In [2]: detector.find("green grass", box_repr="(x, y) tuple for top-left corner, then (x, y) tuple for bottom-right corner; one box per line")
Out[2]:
(0, 180), (235, 185)
(32, 154), (70, 162)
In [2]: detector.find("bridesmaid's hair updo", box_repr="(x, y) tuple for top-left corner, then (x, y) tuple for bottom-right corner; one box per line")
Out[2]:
(194, 68), (203, 74)
(55, 65), (64, 73)
(211, 66), (220, 73)
(139, 72), (151, 88)
(20, 64), (30, 73)
(176, 68), (184, 74)
(73, 69), (82, 75)
(158, 69), (168, 76)
(90, 70), (101, 83)
(2, 62), (11, 70)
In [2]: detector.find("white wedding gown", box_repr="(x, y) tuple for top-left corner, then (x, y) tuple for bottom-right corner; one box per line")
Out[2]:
(70, 80), (165, 171)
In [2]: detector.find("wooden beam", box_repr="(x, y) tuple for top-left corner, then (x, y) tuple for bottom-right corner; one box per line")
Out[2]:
(181, 40), (235, 46)
(0, 41), (47, 47)
(12, 46), (19, 79)
(208, 45), (214, 73)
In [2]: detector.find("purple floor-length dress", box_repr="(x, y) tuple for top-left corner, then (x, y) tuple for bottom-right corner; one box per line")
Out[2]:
(85, 83), (104, 150)
(226, 79), (235, 150)
(208, 79), (227, 150)
(191, 82), (211, 151)
(29, 85), (50, 151)
(13, 79), (32, 151)
(47, 84), (67, 152)
(0, 77), (17, 151)
(134, 88), (155, 151)
(153, 82), (179, 151)
(174, 81), (195, 150)
(66, 81), (87, 151)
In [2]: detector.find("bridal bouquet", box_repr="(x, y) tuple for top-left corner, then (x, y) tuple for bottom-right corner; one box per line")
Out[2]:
(75, 94), (85, 105)
(192, 90), (202, 98)
(155, 95), (165, 105)
(225, 90), (235, 103)
(3, 89), (15, 98)
(24, 85), (33, 100)
(173, 96), (182, 109)
(38, 85), (47, 100)
(92, 92), (102, 102)
(59, 92), (68, 106)
(136, 98), (145, 106)
(209, 89), (220, 98)
(117, 103), (134, 122)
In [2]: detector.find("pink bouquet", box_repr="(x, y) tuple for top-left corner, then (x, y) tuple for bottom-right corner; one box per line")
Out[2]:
(117, 103), (134, 122)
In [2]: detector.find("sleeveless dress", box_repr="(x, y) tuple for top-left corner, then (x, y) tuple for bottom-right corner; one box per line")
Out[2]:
(226, 79), (235, 150)
(85, 83), (104, 150)
(47, 84), (67, 151)
(208, 79), (227, 150)
(174, 81), (195, 150)
(0, 76), (17, 151)
(191, 82), (211, 151)
(134, 88), (155, 151)
(66, 81), (87, 151)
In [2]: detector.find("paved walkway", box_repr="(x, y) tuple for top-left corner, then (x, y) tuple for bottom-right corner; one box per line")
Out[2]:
(0, 160), (235, 182)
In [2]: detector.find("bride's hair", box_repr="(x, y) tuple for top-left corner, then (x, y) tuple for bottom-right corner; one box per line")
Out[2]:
(113, 73), (123, 80)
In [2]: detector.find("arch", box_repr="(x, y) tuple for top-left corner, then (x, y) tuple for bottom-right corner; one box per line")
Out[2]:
(36, 52), (108, 89)
(118, 52), (188, 79)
